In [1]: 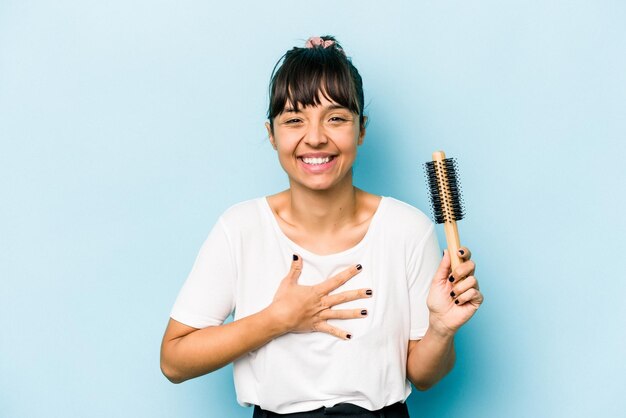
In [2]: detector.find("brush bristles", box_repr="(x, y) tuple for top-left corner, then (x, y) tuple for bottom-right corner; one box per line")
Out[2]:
(424, 158), (465, 224)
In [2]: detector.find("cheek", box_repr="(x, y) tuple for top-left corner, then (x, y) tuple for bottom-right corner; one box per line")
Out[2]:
(275, 141), (298, 164)
(273, 129), (299, 148)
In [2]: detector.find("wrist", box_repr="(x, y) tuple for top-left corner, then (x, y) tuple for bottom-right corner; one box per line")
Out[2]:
(261, 303), (292, 338)
(427, 317), (457, 340)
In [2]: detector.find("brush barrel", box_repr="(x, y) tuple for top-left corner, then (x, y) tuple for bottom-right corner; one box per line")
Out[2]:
(432, 151), (462, 270)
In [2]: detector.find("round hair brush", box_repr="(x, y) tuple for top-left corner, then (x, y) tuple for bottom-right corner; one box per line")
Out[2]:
(424, 151), (466, 270)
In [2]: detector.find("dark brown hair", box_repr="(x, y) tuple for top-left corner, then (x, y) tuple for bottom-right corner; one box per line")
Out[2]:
(267, 35), (365, 131)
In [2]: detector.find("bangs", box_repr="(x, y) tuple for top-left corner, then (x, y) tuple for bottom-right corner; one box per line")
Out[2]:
(268, 48), (363, 121)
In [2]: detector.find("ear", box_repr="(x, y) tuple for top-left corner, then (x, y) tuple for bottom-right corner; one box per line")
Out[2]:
(357, 116), (368, 146)
(265, 121), (277, 150)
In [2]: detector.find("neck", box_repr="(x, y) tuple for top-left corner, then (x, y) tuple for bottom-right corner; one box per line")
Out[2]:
(287, 174), (358, 233)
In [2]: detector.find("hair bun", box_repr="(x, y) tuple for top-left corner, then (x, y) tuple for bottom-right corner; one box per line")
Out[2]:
(304, 36), (345, 55)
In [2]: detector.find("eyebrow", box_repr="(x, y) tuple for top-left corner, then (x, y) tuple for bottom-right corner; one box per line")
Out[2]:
(283, 104), (350, 114)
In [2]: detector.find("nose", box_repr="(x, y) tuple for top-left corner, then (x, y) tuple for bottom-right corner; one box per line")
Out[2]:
(304, 121), (328, 147)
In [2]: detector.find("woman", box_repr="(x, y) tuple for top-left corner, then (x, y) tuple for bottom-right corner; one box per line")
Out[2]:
(160, 35), (484, 418)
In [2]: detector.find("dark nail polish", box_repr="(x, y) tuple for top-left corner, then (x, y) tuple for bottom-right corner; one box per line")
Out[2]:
(366, 289), (373, 296)
(450, 291), (455, 297)
(293, 254), (299, 261)
(356, 264), (362, 270)
(361, 310), (367, 316)
(459, 249), (465, 255)
(454, 300), (459, 305)
(448, 275), (455, 282)
(346, 334), (352, 339)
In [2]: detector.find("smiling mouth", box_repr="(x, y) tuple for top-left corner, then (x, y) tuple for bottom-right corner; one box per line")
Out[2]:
(299, 156), (336, 165)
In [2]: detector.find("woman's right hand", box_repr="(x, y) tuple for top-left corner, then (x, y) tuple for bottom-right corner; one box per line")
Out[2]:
(160, 253), (369, 383)
(269, 254), (372, 340)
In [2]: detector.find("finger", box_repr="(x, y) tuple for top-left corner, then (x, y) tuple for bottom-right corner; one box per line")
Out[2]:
(449, 260), (475, 283)
(323, 288), (373, 307)
(319, 308), (368, 320)
(316, 264), (362, 294)
(285, 253), (303, 284)
(314, 322), (353, 340)
(450, 275), (478, 299)
(453, 288), (484, 306)
(457, 246), (472, 261)
(433, 249), (452, 284)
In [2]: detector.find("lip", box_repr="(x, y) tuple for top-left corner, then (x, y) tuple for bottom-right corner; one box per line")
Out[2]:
(297, 155), (337, 173)
(297, 152), (337, 158)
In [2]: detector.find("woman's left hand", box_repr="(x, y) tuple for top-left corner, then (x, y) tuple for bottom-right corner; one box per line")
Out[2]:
(426, 247), (484, 337)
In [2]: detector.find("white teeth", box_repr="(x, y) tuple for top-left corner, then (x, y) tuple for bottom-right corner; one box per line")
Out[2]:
(302, 156), (332, 165)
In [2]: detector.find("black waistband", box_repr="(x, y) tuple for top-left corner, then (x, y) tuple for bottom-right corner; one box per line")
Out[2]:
(252, 401), (409, 418)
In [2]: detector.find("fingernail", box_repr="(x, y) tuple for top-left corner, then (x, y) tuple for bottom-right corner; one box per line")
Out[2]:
(361, 310), (367, 316)
(450, 291), (455, 297)
(459, 249), (465, 255)
(365, 289), (373, 296)
(454, 300), (459, 305)
(356, 264), (362, 270)
(448, 275), (455, 282)
(346, 334), (352, 339)
(293, 254), (299, 261)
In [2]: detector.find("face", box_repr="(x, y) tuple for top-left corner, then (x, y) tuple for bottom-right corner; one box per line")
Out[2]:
(265, 94), (366, 192)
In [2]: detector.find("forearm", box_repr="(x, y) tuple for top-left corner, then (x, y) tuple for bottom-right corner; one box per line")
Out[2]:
(161, 307), (285, 383)
(406, 325), (456, 391)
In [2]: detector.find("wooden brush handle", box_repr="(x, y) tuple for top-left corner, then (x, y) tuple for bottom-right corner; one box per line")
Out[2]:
(432, 150), (462, 270)
(444, 220), (462, 270)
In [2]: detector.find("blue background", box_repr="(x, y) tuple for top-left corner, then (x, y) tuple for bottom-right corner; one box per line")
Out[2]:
(1, 1), (625, 417)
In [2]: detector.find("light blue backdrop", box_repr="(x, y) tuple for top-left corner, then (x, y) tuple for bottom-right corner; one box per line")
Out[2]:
(1, 1), (624, 417)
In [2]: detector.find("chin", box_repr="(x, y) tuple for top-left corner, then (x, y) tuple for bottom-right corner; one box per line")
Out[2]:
(304, 183), (333, 191)
(305, 180), (346, 192)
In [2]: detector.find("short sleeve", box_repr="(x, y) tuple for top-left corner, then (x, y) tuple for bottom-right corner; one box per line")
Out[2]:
(406, 224), (441, 340)
(169, 218), (236, 329)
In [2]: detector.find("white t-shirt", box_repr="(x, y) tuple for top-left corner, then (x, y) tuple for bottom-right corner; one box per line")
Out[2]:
(170, 196), (441, 414)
